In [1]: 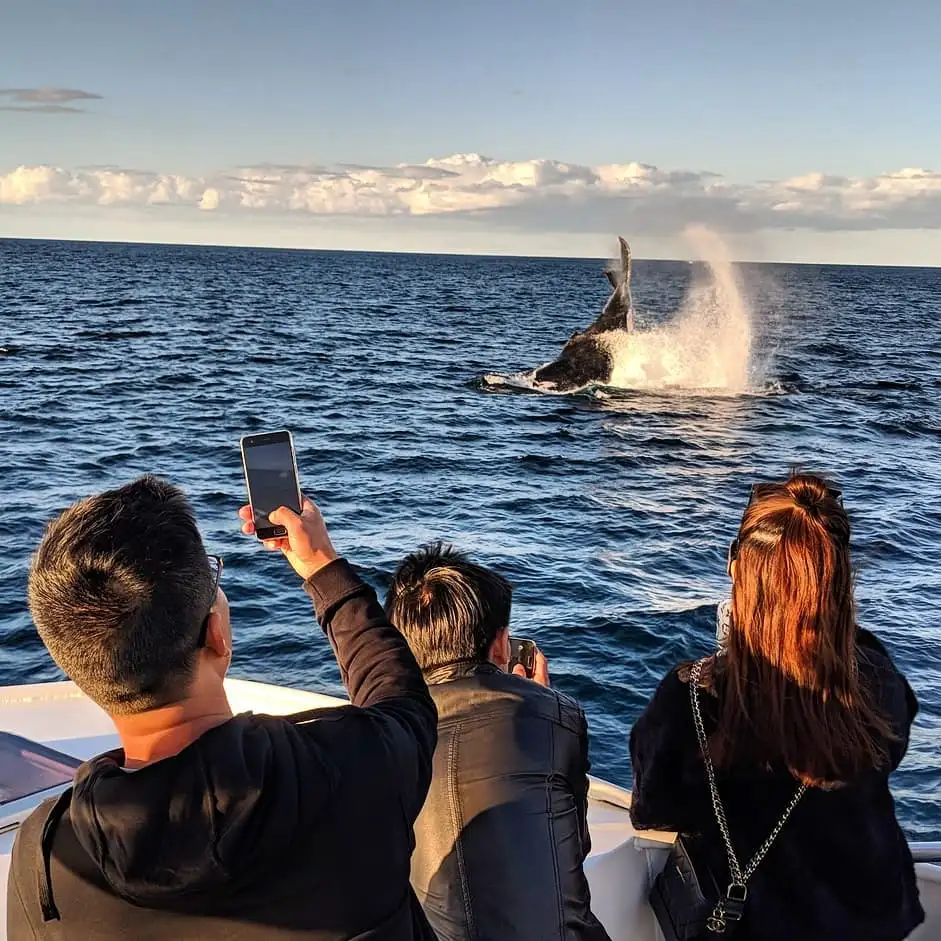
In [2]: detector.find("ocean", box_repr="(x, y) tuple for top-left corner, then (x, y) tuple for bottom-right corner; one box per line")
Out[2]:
(1, 237), (939, 840)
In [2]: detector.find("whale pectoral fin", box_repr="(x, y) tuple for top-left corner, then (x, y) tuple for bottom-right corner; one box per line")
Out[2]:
(618, 237), (632, 286)
(582, 237), (636, 336)
(618, 237), (634, 332)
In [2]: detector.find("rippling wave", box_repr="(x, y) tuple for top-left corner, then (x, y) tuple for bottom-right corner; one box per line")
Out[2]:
(1, 238), (939, 840)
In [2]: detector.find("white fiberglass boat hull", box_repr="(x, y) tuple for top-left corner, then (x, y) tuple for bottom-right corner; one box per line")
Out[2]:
(2, 680), (938, 941)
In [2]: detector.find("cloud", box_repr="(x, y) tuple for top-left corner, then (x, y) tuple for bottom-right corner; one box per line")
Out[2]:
(0, 87), (101, 103)
(0, 87), (101, 114)
(199, 188), (221, 211)
(1, 153), (940, 235)
(0, 104), (86, 114)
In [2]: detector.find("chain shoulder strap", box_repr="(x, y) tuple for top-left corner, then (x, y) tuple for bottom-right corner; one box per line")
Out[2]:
(689, 658), (807, 933)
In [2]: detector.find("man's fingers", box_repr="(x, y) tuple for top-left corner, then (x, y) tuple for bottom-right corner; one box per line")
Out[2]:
(533, 651), (551, 687)
(241, 521), (255, 535)
(512, 664), (527, 678)
(238, 505), (253, 521)
(269, 505), (302, 532)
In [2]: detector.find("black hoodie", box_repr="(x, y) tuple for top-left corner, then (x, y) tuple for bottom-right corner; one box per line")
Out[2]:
(7, 559), (439, 940)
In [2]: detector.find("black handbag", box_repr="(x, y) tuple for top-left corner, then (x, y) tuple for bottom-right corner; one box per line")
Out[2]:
(649, 833), (722, 941)
(648, 659), (806, 939)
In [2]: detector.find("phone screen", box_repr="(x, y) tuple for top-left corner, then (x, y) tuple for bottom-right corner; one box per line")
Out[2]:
(241, 432), (301, 536)
(509, 637), (536, 678)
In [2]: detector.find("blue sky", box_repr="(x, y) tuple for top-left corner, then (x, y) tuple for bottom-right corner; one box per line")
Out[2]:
(2, 0), (940, 263)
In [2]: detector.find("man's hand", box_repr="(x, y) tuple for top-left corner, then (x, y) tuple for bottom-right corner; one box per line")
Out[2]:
(238, 497), (339, 581)
(513, 649), (550, 687)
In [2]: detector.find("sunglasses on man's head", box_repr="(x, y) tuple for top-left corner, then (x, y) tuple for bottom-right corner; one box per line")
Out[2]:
(197, 555), (224, 649)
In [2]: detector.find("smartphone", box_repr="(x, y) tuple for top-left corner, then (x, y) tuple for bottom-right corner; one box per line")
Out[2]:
(508, 636), (537, 678)
(240, 430), (302, 541)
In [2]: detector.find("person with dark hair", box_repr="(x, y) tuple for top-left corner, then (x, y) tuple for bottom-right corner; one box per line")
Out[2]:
(8, 475), (438, 941)
(631, 473), (924, 941)
(386, 542), (611, 941)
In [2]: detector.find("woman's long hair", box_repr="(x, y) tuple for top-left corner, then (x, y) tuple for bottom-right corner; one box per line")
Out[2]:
(713, 473), (893, 786)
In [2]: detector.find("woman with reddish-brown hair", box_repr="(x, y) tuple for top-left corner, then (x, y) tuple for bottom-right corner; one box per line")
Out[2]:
(631, 473), (924, 941)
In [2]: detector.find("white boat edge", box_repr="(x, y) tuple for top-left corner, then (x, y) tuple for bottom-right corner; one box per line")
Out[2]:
(2, 678), (939, 941)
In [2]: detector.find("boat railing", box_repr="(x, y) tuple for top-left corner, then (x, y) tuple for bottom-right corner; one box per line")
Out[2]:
(912, 843), (941, 863)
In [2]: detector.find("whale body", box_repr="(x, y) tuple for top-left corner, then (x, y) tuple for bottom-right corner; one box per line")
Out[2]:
(533, 237), (634, 392)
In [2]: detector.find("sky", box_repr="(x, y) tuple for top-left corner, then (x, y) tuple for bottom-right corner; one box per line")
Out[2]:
(1, 0), (940, 264)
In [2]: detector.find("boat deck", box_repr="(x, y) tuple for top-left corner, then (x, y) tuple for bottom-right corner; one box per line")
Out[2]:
(1, 679), (938, 940)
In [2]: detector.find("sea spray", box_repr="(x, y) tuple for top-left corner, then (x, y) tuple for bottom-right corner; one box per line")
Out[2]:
(603, 226), (753, 392)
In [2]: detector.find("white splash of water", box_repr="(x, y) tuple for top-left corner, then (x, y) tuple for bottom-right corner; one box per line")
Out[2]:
(603, 225), (753, 393)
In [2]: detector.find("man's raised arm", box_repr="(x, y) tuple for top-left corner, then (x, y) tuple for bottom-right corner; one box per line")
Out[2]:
(239, 497), (436, 818)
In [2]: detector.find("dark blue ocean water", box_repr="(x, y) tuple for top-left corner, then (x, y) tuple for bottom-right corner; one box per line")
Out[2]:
(1, 238), (939, 840)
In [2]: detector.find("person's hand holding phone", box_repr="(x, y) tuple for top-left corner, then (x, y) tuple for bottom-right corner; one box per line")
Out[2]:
(239, 496), (338, 581)
(513, 649), (550, 688)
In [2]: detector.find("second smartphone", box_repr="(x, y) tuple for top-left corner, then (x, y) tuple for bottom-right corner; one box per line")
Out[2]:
(509, 636), (537, 678)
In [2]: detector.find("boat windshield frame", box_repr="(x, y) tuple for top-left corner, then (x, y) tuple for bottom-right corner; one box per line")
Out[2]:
(0, 731), (80, 807)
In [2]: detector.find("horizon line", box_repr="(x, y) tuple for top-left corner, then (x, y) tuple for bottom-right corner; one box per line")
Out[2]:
(1, 233), (939, 270)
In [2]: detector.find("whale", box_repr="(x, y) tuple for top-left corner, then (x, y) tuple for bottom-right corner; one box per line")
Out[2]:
(532, 237), (634, 392)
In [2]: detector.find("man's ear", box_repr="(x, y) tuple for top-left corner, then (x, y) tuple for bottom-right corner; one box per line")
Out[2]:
(488, 626), (511, 669)
(203, 612), (230, 660)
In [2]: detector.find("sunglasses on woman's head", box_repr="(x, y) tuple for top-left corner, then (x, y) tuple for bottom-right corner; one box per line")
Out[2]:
(197, 555), (224, 649)
(730, 483), (845, 565)
(747, 481), (843, 508)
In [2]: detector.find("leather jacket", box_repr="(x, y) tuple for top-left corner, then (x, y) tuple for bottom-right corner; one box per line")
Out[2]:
(410, 660), (611, 941)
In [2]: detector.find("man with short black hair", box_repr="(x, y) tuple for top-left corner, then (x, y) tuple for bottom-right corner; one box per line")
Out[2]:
(8, 474), (438, 940)
(386, 542), (611, 941)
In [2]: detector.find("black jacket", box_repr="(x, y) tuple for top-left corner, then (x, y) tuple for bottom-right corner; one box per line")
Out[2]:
(630, 628), (924, 941)
(7, 559), (439, 941)
(410, 660), (611, 941)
